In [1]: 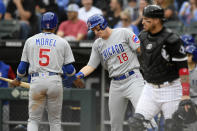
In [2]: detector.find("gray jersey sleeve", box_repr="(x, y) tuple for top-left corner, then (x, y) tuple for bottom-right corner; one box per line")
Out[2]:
(124, 29), (140, 51)
(21, 39), (30, 62)
(87, 42), (101, 68)
(64, 41), (75, 65)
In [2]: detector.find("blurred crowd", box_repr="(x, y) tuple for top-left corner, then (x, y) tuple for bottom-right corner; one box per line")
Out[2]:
(0, 0), (197, 41)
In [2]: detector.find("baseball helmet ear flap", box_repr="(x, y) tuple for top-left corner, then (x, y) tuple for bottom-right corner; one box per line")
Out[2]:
(192, 48), (197, 62)
(185, 45), (197, 62)
(99, 18), (107, 30)
(87, 14), (108, 30)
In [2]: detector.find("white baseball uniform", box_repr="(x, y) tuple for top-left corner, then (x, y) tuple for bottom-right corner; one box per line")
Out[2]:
(87, 28), (144, 131)
(21, 32), (75, 131)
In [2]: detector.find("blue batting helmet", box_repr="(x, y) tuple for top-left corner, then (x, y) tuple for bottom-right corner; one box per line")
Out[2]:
(185, 45), (197, 62)
(41, 12), (58, 30)
(87, 14), (108, 30)
(181, 35), (195, 47)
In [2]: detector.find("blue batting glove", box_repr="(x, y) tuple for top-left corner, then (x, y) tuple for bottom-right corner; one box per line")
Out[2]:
(75, 72), (84, 79)
(62, 75), (77, 88)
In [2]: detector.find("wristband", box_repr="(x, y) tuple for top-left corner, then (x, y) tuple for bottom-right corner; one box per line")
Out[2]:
(179, 68), (190, 96)
(182, 83), (190, 96)
(76, 72), (85, 79)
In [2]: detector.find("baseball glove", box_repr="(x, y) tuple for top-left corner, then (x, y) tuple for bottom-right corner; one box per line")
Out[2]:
(172, 99), (197, 124)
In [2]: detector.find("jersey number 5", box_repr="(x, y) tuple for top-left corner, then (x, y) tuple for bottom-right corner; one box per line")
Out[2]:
(39, 48), (50, 66)
(117, 53), (128, 64)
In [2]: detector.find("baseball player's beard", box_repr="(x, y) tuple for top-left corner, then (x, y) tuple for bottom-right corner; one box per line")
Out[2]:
(147, 24), (157, 33)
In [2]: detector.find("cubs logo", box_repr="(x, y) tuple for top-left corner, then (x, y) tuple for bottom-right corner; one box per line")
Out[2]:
(132, 34), (140, 44)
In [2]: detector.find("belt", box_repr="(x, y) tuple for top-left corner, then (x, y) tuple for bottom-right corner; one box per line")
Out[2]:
(113, 71), (135, 81)
(150, 81), (172, 88)
(31, 72), (59, 77)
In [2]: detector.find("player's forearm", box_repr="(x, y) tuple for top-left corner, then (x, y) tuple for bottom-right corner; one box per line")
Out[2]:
(80, 65), (96, 77)
(17, 61), (29, 81)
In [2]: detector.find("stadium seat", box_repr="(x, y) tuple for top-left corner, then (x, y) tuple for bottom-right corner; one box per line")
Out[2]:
(0, 20), (21, 39)
(163, 21), (183, 35)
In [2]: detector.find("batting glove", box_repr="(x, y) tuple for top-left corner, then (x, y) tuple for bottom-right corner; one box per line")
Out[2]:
(75, 72), (84, 79)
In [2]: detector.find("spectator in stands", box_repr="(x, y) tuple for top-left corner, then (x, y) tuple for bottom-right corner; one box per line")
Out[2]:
(78, 0), (102, 23)
(4, 0), (38, 40)
(35, 0), (58, 14)
(57, 4), (88, 41)
(35, 0), (59, 32)
(179, 0), (197, 26)
(155, 0), (179, 21)
(0, 0), (6, 20)
(105, 0), (123, 28)
(175, 0), (188, 11)
(114, 9), (139, 35)
(132, 0), (148, 32)
(0, 60), (15, 131)
(125, 0), (138, 22)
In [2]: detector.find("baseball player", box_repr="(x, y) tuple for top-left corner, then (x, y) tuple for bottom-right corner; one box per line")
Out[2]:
(75, 14), (145, 131)
(11, 12), (77, 131)
(128, 5), (191, 131)
(181, 34), (196, 47)
(185, 44), (197, 130)
(182, 38), (197, 98)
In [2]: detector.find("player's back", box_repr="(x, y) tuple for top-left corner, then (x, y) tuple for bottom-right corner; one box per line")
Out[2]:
(23, 32), (73, 74)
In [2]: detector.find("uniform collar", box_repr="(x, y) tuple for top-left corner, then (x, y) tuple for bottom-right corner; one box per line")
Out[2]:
(149, 27), (165, 36)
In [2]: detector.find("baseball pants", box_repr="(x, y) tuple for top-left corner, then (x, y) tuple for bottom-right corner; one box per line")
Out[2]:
(109, 69), (144, 131)
(27, 73), (63, 131)
(135, 79), (182, 121)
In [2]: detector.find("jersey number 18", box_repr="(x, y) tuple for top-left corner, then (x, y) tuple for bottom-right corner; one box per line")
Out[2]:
(39, 48), (50, 66)
(117, 52), (128, 64)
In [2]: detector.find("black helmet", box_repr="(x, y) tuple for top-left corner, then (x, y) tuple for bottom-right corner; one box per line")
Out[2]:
(143, 5), (164, 19)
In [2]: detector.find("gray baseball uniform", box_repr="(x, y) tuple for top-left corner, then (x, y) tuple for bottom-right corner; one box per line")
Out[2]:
(21, 32), (75, 131)
(88, 28), (144, 131)
(190, 66), (197, 96)
(186, 66), (197, 131)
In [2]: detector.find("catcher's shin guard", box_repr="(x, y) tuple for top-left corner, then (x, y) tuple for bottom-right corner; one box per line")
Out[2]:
(165, 119), (183, 131)
(127, 113), (147, 131)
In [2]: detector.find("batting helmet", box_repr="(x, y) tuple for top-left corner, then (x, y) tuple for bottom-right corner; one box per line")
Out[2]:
(87, 14), (108, 30)
(185, 45), (197, 62)
(181, 35), (195, 47)
(41, 12), (58, 30)
(143, 5), (164, 19)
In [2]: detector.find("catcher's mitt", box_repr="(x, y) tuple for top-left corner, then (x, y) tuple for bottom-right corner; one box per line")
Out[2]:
(172, 99), (197, 124)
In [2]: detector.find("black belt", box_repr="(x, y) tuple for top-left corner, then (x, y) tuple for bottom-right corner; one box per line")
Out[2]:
(113, 71), (135, 80)
(31, 72), (59, 77)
